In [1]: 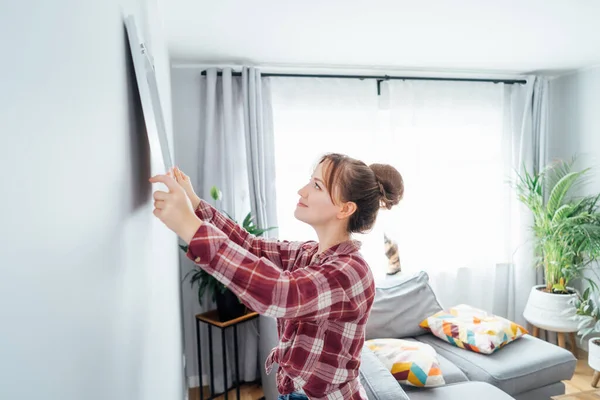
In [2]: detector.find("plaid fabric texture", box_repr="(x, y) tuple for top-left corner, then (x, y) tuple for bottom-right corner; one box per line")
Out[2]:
(187, 200), (374, 399)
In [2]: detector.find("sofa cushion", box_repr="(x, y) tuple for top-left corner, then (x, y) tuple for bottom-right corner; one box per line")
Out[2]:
(366, 271), (443, 340)
(406, 382), (516, 400)
(420, 304), (528, 354)
(400, 338), (468, 385)
(435, 352), (469, 385)
(359, 346), (410, 400)
(415, 334), (577, 395)
(365, 339), (445, 387)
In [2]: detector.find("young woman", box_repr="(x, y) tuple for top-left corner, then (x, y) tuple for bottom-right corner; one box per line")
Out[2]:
(149, 153), (404, 400)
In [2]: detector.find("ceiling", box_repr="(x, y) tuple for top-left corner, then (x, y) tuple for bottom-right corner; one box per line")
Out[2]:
(164, 0), (600, 75)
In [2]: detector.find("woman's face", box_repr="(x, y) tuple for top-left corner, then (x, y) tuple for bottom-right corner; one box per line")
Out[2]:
(294, 161), (342, 228)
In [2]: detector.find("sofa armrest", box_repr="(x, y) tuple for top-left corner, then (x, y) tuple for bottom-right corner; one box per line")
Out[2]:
(359, 346), (410, 400)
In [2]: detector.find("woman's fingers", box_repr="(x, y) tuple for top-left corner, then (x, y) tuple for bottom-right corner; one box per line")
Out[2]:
(175, 166), (189, 182)
(153, 190), (169, 201)
(154, 200), (165, 209)
(149, 174), (180, 192)
(175, 167), (186, 183)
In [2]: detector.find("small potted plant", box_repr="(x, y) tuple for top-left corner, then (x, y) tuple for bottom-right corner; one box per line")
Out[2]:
(516, 158), (600, 332)
(566, 284), (600, 374)
(181, 186), (276, 322)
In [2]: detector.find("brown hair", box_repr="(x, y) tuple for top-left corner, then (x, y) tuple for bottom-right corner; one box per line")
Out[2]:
(318, 153), (404, 234)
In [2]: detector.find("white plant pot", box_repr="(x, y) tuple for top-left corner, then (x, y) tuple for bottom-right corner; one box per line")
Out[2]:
(523, 285), (579, 332)
(589, 338), (600, 371)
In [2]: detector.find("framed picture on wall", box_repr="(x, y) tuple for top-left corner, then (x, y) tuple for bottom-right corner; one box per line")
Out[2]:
(124, 14), (173, 172)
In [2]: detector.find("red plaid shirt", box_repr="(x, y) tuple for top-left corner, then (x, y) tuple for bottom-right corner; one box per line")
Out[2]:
(186, 199), (375, 400)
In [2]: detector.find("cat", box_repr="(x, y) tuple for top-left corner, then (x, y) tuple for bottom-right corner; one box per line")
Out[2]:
(384, 233), (401, 275)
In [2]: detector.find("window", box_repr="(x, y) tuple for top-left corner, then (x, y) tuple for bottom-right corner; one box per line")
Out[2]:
(271, 78), (510, 283)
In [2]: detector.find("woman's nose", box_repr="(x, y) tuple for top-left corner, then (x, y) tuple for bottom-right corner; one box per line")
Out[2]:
(298, 185), (308, 197)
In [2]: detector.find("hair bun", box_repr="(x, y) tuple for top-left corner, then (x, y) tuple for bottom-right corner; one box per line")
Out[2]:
(369, 163), (404, 210)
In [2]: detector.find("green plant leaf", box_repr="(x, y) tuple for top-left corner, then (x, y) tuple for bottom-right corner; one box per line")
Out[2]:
(587, 278), (600, 294)
(547, 170), (588, 218)
(197, 279), (208, 305)
(242, 212), (253, 228)
(210, 186), (222, 201)
(552, 204), (573, 223)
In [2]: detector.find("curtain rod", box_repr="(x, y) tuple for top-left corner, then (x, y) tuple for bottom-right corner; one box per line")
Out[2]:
(200, 70), (527, 85)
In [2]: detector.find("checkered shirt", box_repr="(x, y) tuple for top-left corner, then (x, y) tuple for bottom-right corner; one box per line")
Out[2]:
(186, 199), (375, 399)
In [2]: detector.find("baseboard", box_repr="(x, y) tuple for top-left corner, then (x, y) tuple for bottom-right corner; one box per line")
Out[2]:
(187, 376), (263, 392)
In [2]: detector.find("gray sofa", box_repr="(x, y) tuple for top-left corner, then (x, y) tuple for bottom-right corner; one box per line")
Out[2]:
(259, 271), (577, 400)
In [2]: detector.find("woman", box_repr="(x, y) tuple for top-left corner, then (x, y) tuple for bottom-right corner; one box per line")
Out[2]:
(149, 153), (404, 400)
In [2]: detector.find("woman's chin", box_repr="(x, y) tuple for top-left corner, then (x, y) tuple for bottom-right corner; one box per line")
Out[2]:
(294, 208), (307, 222)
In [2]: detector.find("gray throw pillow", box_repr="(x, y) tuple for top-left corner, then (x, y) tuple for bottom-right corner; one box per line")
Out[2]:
(366, 271), (443, 340)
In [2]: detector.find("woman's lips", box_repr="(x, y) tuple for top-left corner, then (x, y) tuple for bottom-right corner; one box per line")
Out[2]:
(297, 202), (308, 208)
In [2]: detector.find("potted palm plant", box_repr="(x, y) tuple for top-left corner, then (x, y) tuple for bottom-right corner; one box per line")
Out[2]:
(516, 158), (600, 332)
(181, 186), (276, 322)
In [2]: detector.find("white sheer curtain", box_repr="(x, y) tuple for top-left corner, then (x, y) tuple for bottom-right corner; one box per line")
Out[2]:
(270, 77), (538, 324)
(270, 78), (389, 282)
(381, 80), (514, 314)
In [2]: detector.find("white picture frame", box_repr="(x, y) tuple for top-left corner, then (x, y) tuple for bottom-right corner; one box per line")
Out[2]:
(124, 14), (173, 172)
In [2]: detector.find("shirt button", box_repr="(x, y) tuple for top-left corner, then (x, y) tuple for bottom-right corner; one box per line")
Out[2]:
(194, 256), (201, 263)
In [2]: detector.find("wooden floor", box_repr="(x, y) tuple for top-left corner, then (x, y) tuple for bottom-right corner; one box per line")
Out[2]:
(565, 350), (597, 394)
(188, 382), (264, 400)
(187, 350), (596, 399)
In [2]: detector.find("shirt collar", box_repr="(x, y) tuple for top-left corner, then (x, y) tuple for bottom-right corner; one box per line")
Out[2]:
(313, 239), (362, 263)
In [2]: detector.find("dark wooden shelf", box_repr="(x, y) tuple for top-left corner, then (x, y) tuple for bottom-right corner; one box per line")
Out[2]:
(195, 309), (259, 329)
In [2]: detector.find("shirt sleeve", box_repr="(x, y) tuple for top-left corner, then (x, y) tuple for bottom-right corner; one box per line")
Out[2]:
(194, 198), (306, 271)
(186, 222), (374, 321)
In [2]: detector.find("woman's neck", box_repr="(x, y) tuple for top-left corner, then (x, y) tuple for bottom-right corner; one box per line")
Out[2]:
(314, 225), (351, 254)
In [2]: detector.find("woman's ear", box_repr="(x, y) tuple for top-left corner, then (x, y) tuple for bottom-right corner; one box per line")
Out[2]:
(337, 201), (357, 220)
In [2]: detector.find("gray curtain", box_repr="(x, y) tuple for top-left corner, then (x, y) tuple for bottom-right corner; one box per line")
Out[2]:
(506, 76), (549, 329)
(242, 70), (280, 400)
(242, 70), (278, 240)
(179, 67), (277, 395)
(239, 70), (281, 400)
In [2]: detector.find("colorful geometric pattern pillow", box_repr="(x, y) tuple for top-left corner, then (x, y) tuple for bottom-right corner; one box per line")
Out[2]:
(365, 338), (445, 387)
(419, 304), (528, 354)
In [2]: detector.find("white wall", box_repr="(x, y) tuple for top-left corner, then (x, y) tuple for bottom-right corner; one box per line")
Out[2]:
(0, 1), (183, 399)
(549, 66), (600, 350)
(548, 67), (600, 170)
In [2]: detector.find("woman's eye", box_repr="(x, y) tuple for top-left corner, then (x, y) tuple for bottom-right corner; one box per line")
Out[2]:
(314, 182), (321, 190)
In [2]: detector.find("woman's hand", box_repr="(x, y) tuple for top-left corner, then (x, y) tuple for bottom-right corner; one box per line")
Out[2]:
(149, 174), (202, 244)
(171, 166), (201, 209)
